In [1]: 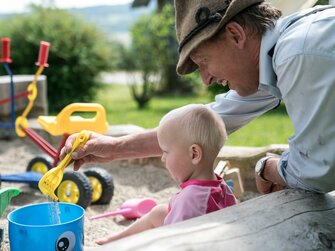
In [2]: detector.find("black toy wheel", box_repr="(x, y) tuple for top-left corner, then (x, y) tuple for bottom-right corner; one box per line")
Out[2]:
(55, 171), (93, 209)
(84, 167), (114, 205)
(27, 155), (53, 174)
(27, 155), (53, 188)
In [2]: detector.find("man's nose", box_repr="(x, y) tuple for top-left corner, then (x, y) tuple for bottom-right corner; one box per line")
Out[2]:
(200, 69), (212, 86)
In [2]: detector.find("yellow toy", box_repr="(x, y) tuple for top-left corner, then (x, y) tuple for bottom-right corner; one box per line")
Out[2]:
(10, 41), (114, 208)
(37, 103), (108, 136)
(38, 130), (90, 201)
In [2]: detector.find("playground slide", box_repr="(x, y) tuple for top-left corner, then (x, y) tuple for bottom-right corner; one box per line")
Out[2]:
(267, 0), (319, 16)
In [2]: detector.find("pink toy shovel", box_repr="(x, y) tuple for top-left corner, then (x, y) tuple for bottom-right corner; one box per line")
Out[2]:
(90, 198), (157, 221)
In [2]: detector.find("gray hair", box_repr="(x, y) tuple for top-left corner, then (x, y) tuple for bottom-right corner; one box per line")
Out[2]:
(211, 1), (282, 40)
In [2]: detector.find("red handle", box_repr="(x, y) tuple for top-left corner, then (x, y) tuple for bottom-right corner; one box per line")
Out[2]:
(36, 41), (50, 67)
(1, 38), (12, 63)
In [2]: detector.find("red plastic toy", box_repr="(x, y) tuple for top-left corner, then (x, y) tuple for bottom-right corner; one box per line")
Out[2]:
(1, 38), (12, 63)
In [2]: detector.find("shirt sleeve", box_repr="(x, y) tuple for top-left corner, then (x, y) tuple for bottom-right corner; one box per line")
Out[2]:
(275, 53), (335, 191)
(272, 7), (335, 192)
(206, 89), (280, 134)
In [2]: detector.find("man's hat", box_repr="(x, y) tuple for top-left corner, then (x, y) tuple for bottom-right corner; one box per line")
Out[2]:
(175, 0), (264, 75)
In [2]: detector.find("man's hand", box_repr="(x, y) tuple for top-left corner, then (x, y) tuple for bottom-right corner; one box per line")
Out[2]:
(255, 157), (287, 194)
(60, 129), (162, 171)
(60, 131), (119, 171)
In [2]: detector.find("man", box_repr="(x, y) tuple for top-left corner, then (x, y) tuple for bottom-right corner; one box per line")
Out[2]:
(61, 0), (335, 194)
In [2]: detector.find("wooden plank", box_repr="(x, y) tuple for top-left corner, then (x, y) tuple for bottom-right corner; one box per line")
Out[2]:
(95, 189), (335, 251)
(215, 145), (288, 192)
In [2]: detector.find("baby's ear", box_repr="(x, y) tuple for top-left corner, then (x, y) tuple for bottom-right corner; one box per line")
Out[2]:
(190, 144), (202, 164)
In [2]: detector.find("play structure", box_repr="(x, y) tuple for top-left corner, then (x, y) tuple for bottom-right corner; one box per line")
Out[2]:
(0, 38), (30, 132)
(0, 38), (114, 208)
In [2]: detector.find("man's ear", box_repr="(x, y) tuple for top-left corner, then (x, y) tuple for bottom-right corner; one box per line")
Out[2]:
(190, 144), (202, 164)
(225, 22), (246, 49)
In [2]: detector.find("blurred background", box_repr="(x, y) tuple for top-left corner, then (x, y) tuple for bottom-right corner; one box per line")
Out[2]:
(0, 0), (331, 146)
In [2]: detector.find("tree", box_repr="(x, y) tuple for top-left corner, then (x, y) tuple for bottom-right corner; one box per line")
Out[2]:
(130, 2), (193, 95)
(121, 15), (160, 109)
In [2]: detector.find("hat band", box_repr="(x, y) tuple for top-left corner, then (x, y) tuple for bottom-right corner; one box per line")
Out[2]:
(178, 6), (229, 53)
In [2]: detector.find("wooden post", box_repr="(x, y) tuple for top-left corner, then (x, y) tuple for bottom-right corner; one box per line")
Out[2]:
(98, 189), (335, 251)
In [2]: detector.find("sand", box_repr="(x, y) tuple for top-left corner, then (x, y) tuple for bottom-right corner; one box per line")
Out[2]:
(0, 137), (179, 250)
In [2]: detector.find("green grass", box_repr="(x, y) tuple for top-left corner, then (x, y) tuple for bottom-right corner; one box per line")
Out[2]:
(94, 84), (294, 147)
(227, 104), (294, 146)
(94, 84), (211, 128)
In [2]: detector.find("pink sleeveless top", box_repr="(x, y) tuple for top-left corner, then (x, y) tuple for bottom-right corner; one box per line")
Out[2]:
(164, 175), (237, 225)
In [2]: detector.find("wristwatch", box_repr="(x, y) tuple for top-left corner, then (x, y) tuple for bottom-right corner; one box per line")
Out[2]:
(255, 156), (271, 181)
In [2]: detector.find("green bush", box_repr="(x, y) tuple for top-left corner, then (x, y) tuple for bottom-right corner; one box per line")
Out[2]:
(0, 6), (113, 112)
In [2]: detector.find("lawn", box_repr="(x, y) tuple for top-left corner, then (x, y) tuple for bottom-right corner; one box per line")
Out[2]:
(94, 84), (293, 147)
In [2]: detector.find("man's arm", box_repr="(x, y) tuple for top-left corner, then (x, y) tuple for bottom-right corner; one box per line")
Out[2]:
(60, 128), (162, 170)
(207, 89), (280, 134)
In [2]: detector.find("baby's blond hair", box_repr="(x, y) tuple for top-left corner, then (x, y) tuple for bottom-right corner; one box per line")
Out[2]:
(160, 104), (227, 161)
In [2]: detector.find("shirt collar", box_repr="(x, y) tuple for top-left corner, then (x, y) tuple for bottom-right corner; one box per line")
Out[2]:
(180, 174), (223, 189)
(258, 19), (282, 99)
(258, 6), (327, 99)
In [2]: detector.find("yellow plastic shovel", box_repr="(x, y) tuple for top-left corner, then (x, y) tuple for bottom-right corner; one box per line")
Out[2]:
(38, 130), (90, 201)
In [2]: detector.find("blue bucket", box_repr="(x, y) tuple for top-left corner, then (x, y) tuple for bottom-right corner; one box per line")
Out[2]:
(8, 202), (84, 251)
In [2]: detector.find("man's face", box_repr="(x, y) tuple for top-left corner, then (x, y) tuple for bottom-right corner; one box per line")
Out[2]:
(189, 23), (260, 96)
